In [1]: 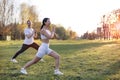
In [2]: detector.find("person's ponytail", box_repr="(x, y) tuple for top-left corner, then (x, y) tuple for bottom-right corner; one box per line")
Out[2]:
(40, 18), (49, 30)
(40, 24), (44, 30)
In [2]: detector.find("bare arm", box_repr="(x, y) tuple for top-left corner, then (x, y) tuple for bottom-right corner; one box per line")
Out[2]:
(25, 29), (35, 39)
(40, 29), (55, 39)
(34, 31), (38, 38)
(25, 33), (34, 39)
(53, 33), (59, 39)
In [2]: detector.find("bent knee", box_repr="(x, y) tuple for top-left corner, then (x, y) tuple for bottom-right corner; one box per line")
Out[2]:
(55, 54), (60, 59)
(34, 61), (38, 64)
(32, 60), (39, 64)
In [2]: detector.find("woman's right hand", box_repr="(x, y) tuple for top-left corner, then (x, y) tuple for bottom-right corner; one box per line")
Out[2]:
(52, 26), (55, 32)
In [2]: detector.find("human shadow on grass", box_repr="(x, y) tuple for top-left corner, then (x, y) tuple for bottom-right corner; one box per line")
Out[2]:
(34, 73), (82, 80)
(0, 72), (24, 77)
(8, 67), (18, 70)
(0, 68), (28, 78)
(29, 68), (82, 80)
(50, 41), (115, 54)
(54, 75), (82, 80)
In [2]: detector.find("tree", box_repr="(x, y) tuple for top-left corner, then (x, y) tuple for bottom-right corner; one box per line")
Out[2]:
(81, 31), (97, 40)
(20, 3), (38, 24)
(20, 3), (29, 24)
(70, 30), (77, 39)
(0, 0), (14, 39)
(81, 31), (89, 39)
(29, 5), (38, 23)
(33, 21), (41, 39)
(55, 25), (69, 40)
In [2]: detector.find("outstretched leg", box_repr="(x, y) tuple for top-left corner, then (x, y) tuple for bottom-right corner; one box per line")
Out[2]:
(12, 44), (30, 59)
(20, 56), (41, 74)
(24, 56), (41, 69)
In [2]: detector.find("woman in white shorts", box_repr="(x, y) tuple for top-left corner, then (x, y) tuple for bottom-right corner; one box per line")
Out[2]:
(20, 18), (63, 75)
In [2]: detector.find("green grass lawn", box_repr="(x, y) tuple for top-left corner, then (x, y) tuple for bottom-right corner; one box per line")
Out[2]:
(0, 39), (120, 80)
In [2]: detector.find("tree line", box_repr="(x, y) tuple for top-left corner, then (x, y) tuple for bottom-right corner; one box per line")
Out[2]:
(0, 0), (77, 40)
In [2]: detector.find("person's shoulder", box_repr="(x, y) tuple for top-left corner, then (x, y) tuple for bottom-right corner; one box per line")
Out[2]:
(24, 27), (29, 32)
(24, 27), (28, 30)
(31, 28), (34, 31)
(41, 28), (45, 31)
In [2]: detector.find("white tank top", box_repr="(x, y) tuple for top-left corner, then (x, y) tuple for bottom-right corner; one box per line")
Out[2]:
(41, 29), (51, 39)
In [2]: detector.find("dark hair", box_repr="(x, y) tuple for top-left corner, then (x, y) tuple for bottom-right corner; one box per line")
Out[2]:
(40, 18), (50, 30)
(27, 20), (31, 24)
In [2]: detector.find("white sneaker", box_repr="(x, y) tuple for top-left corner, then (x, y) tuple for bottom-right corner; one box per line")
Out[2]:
(40, 59), (45, 62)
(54, 70), (63, 75)
(11, 59), (18, 63)
(20, 68), (28, 74)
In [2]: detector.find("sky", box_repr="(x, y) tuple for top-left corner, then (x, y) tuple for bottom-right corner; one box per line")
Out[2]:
(15, 0), (120, 36)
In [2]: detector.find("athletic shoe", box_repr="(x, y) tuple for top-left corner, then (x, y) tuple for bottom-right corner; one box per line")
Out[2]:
(20, 68), (28, 74)
(11, 59), (18, 63)
(40, 59), (45, 62)
(54, 70), (63, 75)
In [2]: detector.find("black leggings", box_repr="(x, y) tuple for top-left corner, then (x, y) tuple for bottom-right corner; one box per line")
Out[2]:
(12, 42), (39, 59)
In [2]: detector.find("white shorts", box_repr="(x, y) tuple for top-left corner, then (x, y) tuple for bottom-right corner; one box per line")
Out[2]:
(36, 43), (53, 58)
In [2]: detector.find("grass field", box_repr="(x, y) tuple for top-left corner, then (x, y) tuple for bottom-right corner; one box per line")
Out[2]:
(0, 39), (120, 80)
